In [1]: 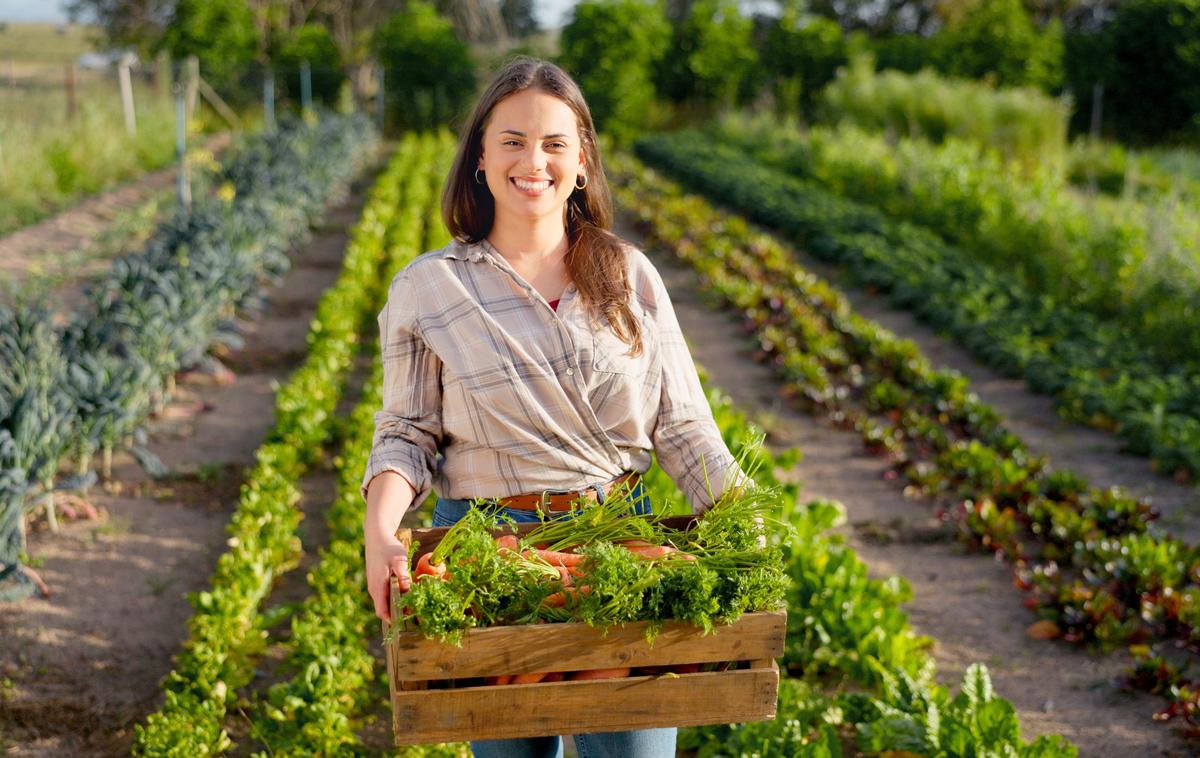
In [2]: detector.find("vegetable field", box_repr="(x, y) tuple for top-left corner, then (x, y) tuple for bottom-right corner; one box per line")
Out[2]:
(3, 3), (1200, 757)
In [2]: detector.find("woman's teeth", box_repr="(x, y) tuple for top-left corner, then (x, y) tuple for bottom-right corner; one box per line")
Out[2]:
(513, 178), (552, 192)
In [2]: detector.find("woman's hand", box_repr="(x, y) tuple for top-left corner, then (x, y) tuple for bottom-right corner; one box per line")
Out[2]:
(366, 531), (411, 624)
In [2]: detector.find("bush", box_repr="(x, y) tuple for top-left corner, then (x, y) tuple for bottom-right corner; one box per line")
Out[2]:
(277, 23), (344, 106)
(559, 0), (670, 143)
(374, 1), (476, 130)
(655, 0), (758, 109)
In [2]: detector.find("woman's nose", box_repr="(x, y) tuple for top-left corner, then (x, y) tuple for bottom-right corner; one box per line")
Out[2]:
(518, 145), (548, 174)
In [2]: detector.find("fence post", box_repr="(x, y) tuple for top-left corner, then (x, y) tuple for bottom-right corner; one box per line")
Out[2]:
(64, 62), (78, 122)
(175, 79), (191, 210)
(1090, 82), (1104, 141)
(300, 59), (312, 114)
(264, 67), (275, 131)
(154, 51), (170, 99)
(185, 55), (199, 120)
(118, 52), (137, 136)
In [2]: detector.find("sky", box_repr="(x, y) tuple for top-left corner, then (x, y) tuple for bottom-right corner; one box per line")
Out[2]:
(0, 0), (579, 29)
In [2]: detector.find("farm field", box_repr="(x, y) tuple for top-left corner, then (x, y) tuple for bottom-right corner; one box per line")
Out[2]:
(4, 1), (1200, 756)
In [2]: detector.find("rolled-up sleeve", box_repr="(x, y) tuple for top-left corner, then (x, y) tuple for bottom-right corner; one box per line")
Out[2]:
(360, 271), (443, 505)
(644, 261), (747, 513)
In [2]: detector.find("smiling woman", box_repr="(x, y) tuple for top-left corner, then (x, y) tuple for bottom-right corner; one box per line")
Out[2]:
(361, 58), (750, 758)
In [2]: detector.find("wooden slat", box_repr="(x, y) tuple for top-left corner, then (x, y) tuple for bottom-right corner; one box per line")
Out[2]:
(389, 610), (785, 680)
(392, 663), (779, 745)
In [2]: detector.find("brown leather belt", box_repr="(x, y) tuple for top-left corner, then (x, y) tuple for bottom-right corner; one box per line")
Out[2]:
(496, 472), (642, 512)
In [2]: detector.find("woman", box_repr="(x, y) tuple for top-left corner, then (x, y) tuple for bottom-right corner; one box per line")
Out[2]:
(362, 58), (746, 758)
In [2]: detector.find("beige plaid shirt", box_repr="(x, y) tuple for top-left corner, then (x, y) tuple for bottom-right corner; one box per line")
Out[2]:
(360, 237), (743, 514)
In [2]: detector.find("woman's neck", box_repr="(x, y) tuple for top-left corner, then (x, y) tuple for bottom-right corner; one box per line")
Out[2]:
(486, 214), (568, 266)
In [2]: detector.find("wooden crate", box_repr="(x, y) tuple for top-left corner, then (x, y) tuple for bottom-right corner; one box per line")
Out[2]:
(384, 518), (785, 745)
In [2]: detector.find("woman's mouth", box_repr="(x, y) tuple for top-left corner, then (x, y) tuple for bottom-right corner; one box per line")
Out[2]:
(511, 177), (553, 196)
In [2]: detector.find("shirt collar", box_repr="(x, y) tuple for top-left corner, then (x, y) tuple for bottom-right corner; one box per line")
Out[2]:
(441, 237), (492, 263)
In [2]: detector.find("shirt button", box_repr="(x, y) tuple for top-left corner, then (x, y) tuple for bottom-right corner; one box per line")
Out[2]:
(566, 368), (575, 377)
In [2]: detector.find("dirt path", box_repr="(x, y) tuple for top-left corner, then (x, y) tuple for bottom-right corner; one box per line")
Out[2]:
(0, 132), (232, 313)
(0, 159), (379, 758)
(615, 213), (1195, 757)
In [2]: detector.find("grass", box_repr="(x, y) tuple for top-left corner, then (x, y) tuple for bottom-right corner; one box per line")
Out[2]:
(0, 22), (97, 63)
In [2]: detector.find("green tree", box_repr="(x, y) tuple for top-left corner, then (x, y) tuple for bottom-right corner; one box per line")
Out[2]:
(936, 0), (1064, 90)
(765, 11), (847, 119)
(278, 23), (344, 105)
(500, 0), (540, 38)
(683, 0), (759, 109)
(374, 1), (476, 129)
(559, 0), (671, 142)
(159, 0), (260, 95)
(1105, 0), (1200, 141)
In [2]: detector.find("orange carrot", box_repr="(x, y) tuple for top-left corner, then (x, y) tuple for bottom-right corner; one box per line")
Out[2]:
(486, 675), (513, 686)
(511, 672), (549, 684)
(495, 534), (519, 552)
(569, 667), (631, 681)
(526, 548), (586, 566)
(543, 672), (565, 682)
(557, 565), (574, 588)
(414, 552), (448, 580)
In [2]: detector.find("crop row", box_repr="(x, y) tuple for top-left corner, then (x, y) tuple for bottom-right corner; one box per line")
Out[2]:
(241, 131), (461, 757)
(0, 113), (376, 600)
(630, 130), (1200, 483)
(609, 150), (1199, 736)
(708, 113), (1200, 366)
(664, 390), (1071, 755)
(131, 132), (415, 757)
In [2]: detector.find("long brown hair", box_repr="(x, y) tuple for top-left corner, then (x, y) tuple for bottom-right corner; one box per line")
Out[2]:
(442, 57), (642, 355)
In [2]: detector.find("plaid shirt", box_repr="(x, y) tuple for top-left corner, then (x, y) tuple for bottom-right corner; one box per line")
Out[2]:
(360, 237), (743, 514)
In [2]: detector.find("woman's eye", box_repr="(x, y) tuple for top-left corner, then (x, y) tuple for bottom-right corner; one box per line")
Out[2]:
(546, 142), (566, 150)
(503, 139), (521, 147)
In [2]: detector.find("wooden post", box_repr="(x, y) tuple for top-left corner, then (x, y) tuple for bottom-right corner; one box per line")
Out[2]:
(300, 60), (312, 113)
(185, 55), (199, 121)
(118, 52), (137, 136)
(174, 82), (191, 210)
(263, 67), (275, 131)
(64, 62), (77, 122)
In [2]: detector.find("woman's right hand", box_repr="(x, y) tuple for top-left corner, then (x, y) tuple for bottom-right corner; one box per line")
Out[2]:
(365, 532), (412, 624)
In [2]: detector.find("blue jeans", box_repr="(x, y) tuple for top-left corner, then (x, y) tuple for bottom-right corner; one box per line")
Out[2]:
(430, 479), (676, 758)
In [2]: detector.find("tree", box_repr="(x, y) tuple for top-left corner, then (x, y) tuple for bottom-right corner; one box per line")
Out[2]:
(936, 0), (1064, 90)
(278, 22), (344, 104)
(1103, 0), (1200, 141)
(374, 1), (476, 129)
(765, 10), (847, 119)
(559, 0), (671, 142)
(683, 0), (759, 108)
(158, 0), (260, 94)
(500, 0), (539, 38)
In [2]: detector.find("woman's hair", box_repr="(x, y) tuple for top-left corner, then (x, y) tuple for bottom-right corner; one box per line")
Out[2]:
(443, 57), (642, 356)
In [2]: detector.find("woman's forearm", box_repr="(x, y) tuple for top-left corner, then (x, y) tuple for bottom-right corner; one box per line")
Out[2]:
(364, 471), (416, 543)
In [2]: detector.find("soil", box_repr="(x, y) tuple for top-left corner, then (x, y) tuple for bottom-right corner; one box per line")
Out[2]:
(613, 212), (1197, 757)
(0, 157), (381, 757)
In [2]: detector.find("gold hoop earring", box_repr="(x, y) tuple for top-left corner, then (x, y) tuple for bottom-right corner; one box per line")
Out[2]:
(575, 173), (588, 190)
(474, 168), (485, 184)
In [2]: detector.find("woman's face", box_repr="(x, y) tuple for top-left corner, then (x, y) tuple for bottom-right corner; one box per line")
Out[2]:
(477, 89), (586, 227)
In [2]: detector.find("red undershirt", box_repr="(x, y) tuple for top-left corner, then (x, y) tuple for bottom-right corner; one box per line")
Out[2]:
(548, 298), (560, 312)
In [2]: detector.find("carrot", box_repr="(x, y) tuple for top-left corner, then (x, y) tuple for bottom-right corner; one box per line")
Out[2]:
(616, 539), (657, 548)
(511, 672), (549, 684)
(670, 663), (701, 674)
(486, 675), (513, 686)
(556, 565), (574, 588)
(495, 534), (519, 552)
(569, 667), (631, 681)
(622, 545), (696, 561)
(543, 585), (591, 608)
(543, 672), (565, 682)
(414, 552), (448, 579)
(526, 548), (586, 566)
